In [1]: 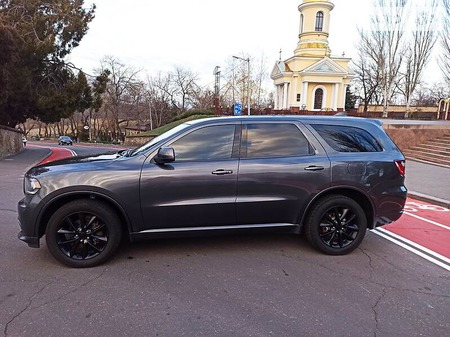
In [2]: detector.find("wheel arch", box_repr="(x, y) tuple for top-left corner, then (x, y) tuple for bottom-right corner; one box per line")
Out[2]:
(37, 192), (132, 239)
(300, 187), (375, 230)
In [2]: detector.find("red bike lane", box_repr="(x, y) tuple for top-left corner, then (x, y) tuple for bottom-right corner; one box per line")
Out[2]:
(374, 198), (450, 271)
(28, 144), (76, 165)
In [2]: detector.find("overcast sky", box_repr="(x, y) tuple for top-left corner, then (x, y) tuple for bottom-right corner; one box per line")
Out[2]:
(67, 0), (442, 87)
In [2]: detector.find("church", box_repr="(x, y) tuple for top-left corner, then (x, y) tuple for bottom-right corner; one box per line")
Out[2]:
(271, 0), (354, 112)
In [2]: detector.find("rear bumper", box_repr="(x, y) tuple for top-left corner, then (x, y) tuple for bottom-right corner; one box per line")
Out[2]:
(373, 185), (407, 228)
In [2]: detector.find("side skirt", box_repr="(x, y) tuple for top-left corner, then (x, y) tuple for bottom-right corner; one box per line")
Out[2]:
(129, 223), (298, 242)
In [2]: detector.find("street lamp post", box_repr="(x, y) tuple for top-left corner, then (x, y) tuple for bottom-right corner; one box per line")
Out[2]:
(233, 55), (250, 116)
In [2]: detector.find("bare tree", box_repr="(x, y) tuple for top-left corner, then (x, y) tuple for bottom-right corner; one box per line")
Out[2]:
(353, 45), (383, 111)
(98, 55), (141, 141)
(412, 82), (449, 106)
(171, 66), (199, 113)
(440, 0), (450, 86)
(399, 0), (438, 117)
(357, 0), (410, 117)
(148, 72), (178, 125)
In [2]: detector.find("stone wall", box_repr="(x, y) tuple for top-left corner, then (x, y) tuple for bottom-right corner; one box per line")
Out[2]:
(0, 126), (23, 158)
(124, 135), (154, 147)
(383, 123), (450, 151)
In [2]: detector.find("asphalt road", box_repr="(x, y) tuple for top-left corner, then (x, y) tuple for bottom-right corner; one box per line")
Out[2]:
(0, 145), (449, 337)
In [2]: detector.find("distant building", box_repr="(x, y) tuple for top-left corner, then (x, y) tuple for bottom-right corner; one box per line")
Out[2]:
(124, 124), (151, 137)
(271, 0), (354, 112)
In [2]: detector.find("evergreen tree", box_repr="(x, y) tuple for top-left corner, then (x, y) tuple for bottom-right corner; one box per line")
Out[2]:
(0, 0), (95, 126)
(345, 86), (358, 112)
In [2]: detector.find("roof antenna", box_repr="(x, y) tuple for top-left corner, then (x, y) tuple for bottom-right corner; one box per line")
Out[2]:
(279, 48), (282, 61)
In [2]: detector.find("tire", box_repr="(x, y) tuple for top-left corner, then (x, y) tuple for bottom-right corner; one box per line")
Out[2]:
(305, 195), (367, 255)
(45, 199), (122, 268)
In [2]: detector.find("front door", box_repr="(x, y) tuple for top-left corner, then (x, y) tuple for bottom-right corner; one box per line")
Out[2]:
(139, 123), (240, 230)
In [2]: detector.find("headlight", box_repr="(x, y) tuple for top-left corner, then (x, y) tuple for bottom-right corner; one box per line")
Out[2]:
(24, 177), (41, 195)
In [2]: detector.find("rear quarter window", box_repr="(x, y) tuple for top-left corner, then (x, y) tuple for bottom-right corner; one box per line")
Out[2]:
(312, 124), (383, 152)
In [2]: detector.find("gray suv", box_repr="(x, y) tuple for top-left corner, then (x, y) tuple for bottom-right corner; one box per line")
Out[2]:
(18, 116), (407, 267)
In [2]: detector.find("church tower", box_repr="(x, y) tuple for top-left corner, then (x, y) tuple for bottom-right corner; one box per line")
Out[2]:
(295, 0), (334, 57)
(271, 0), (354, 112)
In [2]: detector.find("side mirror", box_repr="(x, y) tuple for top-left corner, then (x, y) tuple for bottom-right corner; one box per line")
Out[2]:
(154, 147), (175, 164)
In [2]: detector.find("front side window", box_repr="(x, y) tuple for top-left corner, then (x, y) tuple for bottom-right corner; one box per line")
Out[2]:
(315, 11), (324, 31)
(170, 125), (236, 162)
(243, 123), (312, 158)
(312, 125), (383, 152)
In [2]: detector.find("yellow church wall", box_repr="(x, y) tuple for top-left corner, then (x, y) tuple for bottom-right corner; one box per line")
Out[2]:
(306, 83), (334, 110)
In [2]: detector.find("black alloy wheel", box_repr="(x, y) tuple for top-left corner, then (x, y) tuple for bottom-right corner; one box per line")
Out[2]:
(46, 199), (122, 268)
(305, 195), (367, 255)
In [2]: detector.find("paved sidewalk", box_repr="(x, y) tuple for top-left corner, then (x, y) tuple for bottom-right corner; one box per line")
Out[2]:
(405, 160), (450, 208)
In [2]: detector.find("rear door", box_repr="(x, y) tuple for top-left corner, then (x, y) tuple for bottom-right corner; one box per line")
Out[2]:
(236, 121), (331, 225)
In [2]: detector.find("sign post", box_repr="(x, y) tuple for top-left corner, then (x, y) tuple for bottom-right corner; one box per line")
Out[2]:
(233, 103), (242, 116)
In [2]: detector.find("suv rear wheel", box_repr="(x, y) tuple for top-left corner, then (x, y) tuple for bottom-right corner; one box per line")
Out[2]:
(305, 195), (367, 255)
(45, 199), (122, 268)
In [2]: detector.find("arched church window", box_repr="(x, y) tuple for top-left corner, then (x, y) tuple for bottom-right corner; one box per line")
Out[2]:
(314, 88), (324, 109)
(315, 11), (324, 31)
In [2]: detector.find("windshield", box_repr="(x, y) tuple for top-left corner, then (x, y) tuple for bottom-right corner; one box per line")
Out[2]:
(129, 122), (193, 156)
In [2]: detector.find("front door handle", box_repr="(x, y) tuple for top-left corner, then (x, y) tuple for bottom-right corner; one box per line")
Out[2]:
(304, 165), (324, 171)
(212, 169), (233, 175)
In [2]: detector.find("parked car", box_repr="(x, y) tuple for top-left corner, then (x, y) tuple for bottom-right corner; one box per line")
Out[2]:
(58, 136), (73, 145)
(17, 116), (407, 267)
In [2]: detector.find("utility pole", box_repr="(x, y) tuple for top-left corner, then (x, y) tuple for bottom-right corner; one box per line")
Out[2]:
(233, 55), (251, 116)
(213, 66), (221, 115)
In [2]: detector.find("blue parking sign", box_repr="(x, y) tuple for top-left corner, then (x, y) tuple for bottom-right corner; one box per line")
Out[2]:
(234, 103), (242, 116)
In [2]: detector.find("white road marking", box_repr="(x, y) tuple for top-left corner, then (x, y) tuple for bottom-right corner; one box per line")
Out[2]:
(372, 228), (450, 272)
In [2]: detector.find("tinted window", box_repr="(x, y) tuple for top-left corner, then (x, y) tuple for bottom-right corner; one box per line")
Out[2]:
(312, 124), (383, 152)
(243, 123), (312, 158)
(170, 125), (236, 162)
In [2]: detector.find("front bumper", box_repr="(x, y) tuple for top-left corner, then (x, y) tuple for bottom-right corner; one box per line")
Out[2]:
(17, 197), (43, 248)
(18, 230), (40, 248)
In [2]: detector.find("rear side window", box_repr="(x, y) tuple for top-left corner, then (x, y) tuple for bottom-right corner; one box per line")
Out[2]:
(312, 124), (383, 152)
(243, 123), (312, 158)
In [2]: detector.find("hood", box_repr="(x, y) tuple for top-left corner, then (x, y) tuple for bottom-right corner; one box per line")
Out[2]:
(27, 151), (129, 178)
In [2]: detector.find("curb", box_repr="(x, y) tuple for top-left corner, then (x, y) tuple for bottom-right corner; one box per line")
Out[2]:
(407, 191), (450, 210)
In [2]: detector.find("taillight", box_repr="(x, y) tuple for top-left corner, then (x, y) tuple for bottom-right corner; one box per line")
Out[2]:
(395, 160), (405, 176)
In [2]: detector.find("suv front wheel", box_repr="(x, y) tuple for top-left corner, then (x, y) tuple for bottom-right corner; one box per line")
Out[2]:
(305, 195), (367, 255)
(45, 199), (122, 268)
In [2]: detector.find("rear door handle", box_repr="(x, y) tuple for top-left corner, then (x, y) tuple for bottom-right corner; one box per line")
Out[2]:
(212, 169), (233, 175)
(304, 165), (324, 171)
